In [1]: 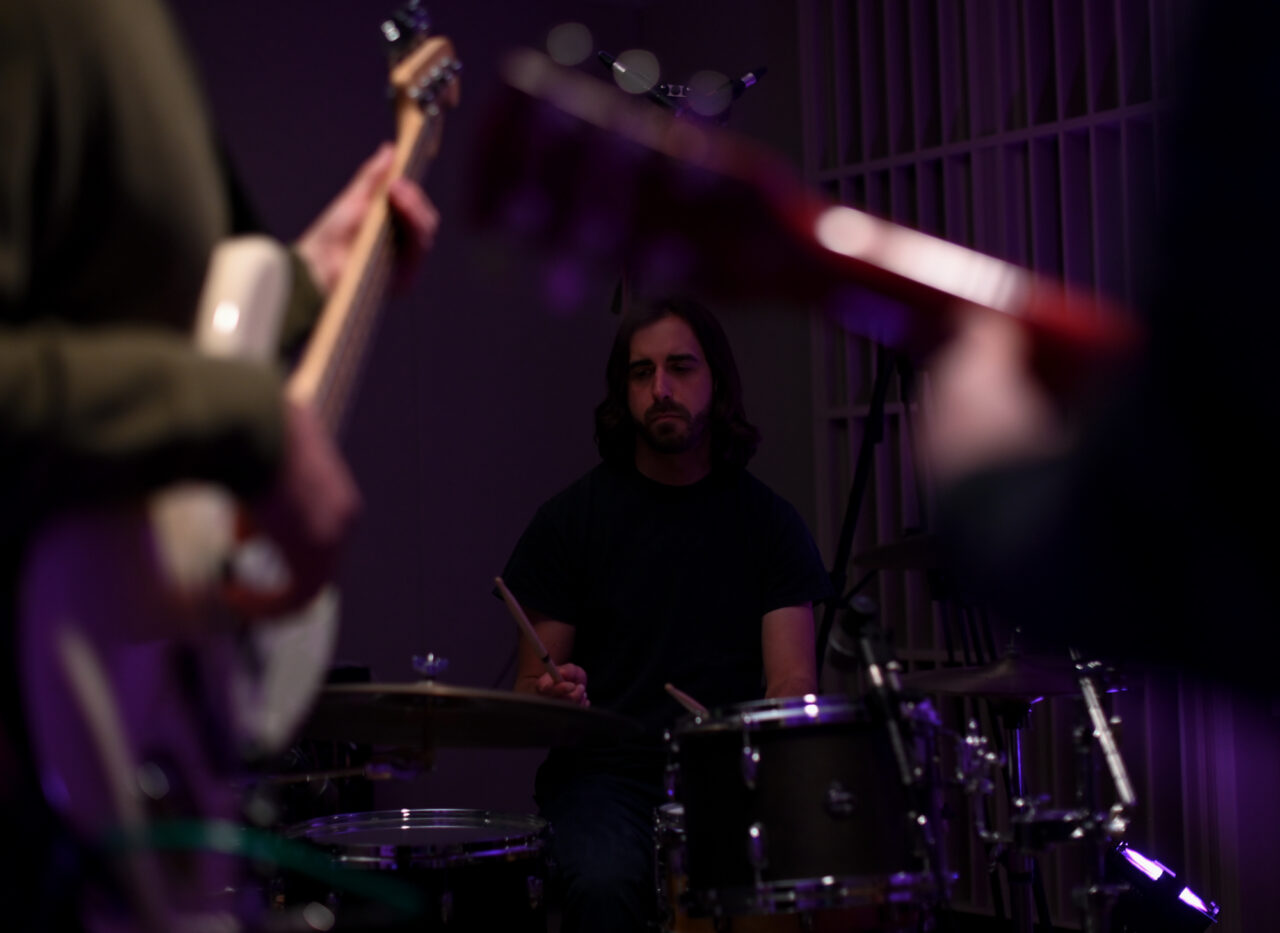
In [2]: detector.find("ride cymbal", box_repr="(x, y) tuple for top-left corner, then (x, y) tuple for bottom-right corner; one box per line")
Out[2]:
(899, 653), (1078, 700)
(300, 681), (641, 749)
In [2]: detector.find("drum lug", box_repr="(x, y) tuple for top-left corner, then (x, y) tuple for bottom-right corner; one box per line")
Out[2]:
(747, 821), (768, 871)
(740, 742), (760, 789)
(527, 874), (543, 910)
(664, 738), (680, 799)
(824, 779), (857, 818)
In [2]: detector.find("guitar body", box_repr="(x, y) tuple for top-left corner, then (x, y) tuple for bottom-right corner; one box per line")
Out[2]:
(17, 17), (460, 925)
(17, 238), (339, 927)
(476, 51), (1140, 396)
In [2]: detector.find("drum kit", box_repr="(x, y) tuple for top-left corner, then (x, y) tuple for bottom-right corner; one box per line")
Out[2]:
(251, 613), (1217, 933)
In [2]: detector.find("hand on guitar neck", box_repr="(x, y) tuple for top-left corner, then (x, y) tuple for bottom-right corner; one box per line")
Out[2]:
(221, 142), (439, 618)
(296, 140), (440, 297)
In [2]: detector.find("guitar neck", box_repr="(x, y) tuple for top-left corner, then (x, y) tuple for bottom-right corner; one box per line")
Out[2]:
(287, 126), (436, 433)
(477, 51), (1140, 396)
(287, 36), (459, 435)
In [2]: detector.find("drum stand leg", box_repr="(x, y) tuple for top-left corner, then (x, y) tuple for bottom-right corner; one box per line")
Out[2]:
(986, 847), (1008, 924)
(995, 702), (1052, 933)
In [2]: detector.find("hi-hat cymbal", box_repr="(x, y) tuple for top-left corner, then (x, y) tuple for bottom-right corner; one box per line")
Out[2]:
(300, 682), (641, 749)
(855, 533), (940, 570)
(899, 653), (1079, 700)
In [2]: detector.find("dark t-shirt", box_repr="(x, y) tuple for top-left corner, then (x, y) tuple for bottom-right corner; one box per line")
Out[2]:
(502, 462), (832, 784)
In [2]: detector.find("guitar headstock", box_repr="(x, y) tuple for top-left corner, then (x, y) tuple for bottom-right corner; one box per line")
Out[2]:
(382, 2), (461, 116)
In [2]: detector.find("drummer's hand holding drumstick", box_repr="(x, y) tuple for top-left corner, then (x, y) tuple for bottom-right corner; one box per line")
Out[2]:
(533, 664), (589, 706)
(497, 577), (590, 707)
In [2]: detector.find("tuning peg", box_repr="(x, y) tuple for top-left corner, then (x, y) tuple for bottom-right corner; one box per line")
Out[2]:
(382, 1), (431, 62)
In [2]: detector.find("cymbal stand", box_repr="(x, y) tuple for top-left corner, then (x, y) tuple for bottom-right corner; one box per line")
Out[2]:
(992, 700), (1042, 933)
(956, 693), (1054, 933)
(968, 631), (1052, 932)
(855, 619), (952, 915)
(1071, 658), (1135, 933)
(1008, 657), (1136, 933)
(815, 345), (900, 668)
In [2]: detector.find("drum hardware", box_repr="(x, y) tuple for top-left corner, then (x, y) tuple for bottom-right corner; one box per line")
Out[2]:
(851, 614), (952, 915)
(901, 640), (1100, 930)
(1063, 654), (1138, 933)
(824, 781), (857, 818)
(740, 738), (761, 789)
(953, 719), (1005, 846)
(949, 653), (1164, 933)
(909, 644), (1072, 932)
(664, 735), (681, 799)
(746, 822), (767, 891)
(946, 651), (1222, 932)
(813, 345), (907, 673)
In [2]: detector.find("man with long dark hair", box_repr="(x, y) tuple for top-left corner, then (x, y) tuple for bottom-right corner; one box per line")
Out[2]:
(501, 296), (831, 932)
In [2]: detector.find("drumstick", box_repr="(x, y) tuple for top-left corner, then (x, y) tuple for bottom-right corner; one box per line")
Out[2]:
(664, 682), (709, 717)
(494, 576), (564, 685)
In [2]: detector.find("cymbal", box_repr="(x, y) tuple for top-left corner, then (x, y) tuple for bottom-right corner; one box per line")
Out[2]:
(854, 533), (940, 570)
(300, 682), (641, 749)
(899, 653), (1079, 700)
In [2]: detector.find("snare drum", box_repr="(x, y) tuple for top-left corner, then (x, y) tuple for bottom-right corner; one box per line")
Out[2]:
(282, 808), (548, 932)
(670, 695), (938, 930)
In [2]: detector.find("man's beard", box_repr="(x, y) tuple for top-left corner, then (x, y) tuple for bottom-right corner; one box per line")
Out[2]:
(637, 401), (710, 454)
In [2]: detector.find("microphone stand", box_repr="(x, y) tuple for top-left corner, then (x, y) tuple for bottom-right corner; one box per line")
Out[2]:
(815, 345), (900, 669)
(854, 616), (951, 916)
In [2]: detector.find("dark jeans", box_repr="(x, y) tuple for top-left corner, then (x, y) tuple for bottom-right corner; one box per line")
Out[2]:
(536, 768), (667, 933)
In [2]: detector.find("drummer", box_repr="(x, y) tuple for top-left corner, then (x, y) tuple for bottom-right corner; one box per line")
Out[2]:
(500, 296), (832, 933)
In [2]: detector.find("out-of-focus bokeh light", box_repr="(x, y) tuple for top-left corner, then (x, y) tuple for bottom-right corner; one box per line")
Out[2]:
(547, 22), (592, 66)
(687, 70), (732, 118)
(612, 49), (661, 95)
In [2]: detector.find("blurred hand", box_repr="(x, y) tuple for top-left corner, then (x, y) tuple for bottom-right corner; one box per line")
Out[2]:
(226, 399), (361, 616)
(295, 142), (440, 296)
(534, 663), (590, 707)
(921, 307), (1068, 486)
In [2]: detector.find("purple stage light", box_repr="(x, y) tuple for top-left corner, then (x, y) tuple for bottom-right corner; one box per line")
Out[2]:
(1178, 886), (1219, 919)
(1119, 844), (1176, 881)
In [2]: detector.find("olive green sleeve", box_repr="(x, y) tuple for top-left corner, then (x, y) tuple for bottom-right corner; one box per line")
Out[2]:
(0, 324), (284, 527)
(1, 1), (291, 528)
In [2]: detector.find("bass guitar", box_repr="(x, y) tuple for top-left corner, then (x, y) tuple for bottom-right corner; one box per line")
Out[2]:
(19, 10), (459, 928)
(473, 50), (1140, 397)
